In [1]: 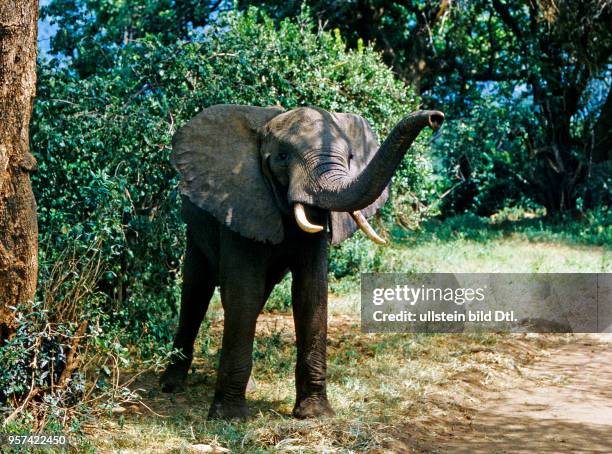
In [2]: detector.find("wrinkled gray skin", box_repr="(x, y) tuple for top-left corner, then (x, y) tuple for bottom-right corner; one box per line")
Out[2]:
(161, 104), (444, 419)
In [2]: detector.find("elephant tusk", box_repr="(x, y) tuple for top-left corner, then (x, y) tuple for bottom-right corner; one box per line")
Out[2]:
(350, 211), (387, 245)
(294, 203), (324, 233)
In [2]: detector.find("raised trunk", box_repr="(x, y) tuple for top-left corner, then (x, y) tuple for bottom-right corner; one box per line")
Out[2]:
(0, 0), (39, 340)
(312, 110), (443, 212)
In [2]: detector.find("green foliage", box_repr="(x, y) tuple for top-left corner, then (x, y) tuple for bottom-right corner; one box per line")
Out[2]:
(431, 91), (537, 215)
(0, 301), (143, 432)
(0, 241), (174, 432)
(253, 332), (293, 379)
(401, 207), (612, 247)
(382, 128), (440, 227)
(41, 0), (229, 77)
(266, 276), (292, 312)
(237, 0), (449, 87)
(329, 235), (383, 279)
(429, 0), (612, 214)
(0, 303), (73, 403)
(32, 7), (422, 350)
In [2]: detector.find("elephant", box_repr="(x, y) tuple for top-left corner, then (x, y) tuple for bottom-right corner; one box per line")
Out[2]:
(160, 104), (444, 419)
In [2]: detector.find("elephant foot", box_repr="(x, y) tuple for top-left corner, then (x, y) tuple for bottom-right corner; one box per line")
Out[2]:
(208, 400), (250, 420)
(159, 361), (190, 393)
(293, 396), (335, 419)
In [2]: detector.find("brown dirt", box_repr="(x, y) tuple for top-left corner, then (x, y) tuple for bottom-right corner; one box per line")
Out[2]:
(388, 334), (612, 453)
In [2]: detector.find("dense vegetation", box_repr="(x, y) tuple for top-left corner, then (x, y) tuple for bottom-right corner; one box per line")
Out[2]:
(2, 0), (609, 438)
(42, 0), (612, 214)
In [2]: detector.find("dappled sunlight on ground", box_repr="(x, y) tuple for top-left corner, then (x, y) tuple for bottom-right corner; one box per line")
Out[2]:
(404, 335), (612, 453)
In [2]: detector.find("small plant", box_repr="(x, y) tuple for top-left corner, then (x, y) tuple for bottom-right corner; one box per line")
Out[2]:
(329, 234), (382, 279)
(0, 240), (174, 434)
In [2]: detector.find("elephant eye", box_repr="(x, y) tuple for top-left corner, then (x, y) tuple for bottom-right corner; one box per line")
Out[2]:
(278, 152), (288, 160)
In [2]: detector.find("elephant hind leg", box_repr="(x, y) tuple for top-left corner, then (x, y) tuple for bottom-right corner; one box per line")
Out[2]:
(161, 232), (215, 393)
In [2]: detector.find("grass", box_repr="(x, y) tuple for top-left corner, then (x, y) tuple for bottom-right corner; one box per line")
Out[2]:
(89, 322), (538, 453)
(324, 210), (610, 298)
(81, 213), (609, 452)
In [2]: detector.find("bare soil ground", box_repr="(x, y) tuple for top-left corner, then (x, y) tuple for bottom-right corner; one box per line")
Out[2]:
(84, 235), (610, 452)
(387, 334), (612, 453)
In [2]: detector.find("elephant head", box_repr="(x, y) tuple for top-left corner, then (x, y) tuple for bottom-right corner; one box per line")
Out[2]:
(171, 104), (443, 244)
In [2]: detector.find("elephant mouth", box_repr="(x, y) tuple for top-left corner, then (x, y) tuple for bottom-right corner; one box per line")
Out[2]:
(293, 202), (386, 245)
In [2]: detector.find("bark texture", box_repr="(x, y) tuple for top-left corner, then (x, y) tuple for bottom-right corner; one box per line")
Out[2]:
(0, 0), (39, 338)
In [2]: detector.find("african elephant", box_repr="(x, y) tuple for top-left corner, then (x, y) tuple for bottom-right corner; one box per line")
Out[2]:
(160, 104), (444, 419)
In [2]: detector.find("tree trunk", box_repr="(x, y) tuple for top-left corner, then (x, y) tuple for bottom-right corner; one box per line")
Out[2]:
(0, 0), (39, 340)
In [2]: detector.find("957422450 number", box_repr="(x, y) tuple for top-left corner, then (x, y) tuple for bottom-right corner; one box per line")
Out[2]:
(1, 433), (68, 447)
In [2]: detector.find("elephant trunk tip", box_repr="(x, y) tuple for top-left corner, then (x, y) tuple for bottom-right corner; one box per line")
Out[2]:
(427, 111), (445, 130)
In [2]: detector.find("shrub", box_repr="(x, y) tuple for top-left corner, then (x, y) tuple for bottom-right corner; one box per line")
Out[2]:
(430, 90), (538, 216)
(0, 242), (172, 433)
(266, 276), (293, 313)
(329, 234), (383, 280)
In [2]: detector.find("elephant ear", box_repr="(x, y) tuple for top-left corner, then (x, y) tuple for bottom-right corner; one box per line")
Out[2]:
(329, 112), (390, 245)
(171, 104), (285, 244)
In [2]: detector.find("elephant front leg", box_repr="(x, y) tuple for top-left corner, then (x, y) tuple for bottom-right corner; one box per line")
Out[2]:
(291, 235), (335, 418)
(209, 266), (266, 419)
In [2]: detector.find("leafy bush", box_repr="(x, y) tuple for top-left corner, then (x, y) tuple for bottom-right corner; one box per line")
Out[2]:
(0, 242), (172, 433)
(32, 7), (423, 348)
(266, 276), (293, 312)
(430, 90), (537, 216)
(329, 235), (384, 279)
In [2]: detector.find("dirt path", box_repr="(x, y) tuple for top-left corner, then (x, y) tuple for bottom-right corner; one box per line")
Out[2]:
(414, 335), (612, 453)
